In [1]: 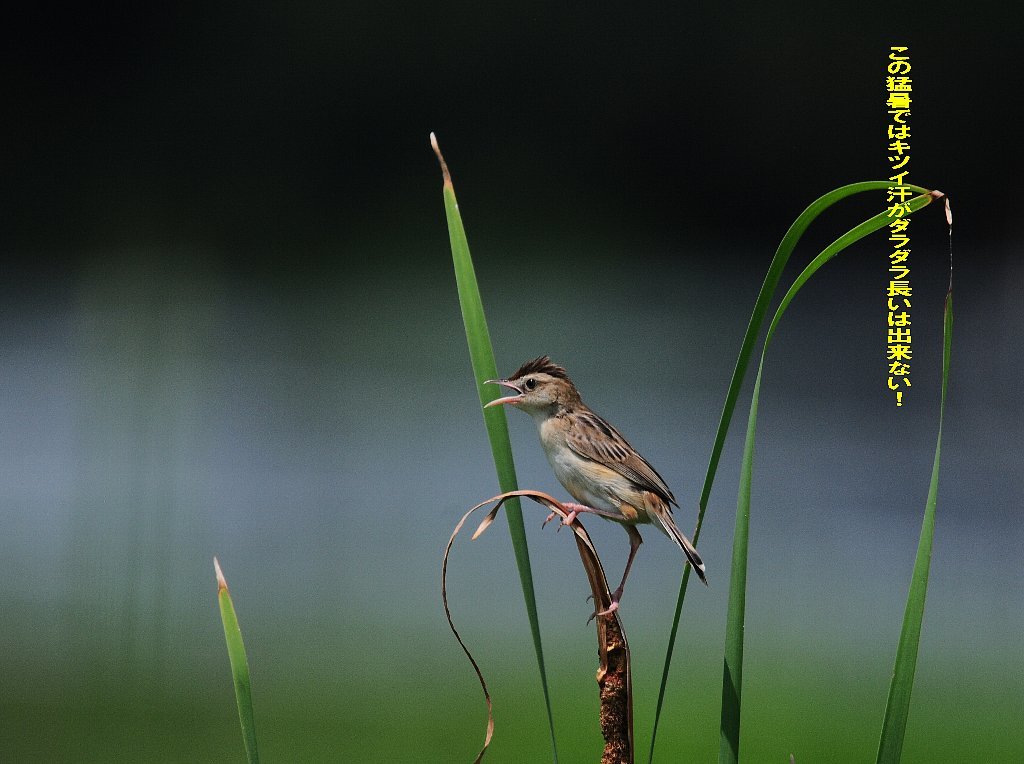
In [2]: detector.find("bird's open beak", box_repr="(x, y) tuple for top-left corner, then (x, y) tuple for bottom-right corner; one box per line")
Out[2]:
(483, 379), (523, 407)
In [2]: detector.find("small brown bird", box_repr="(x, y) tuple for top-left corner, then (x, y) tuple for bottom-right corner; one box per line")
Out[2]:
(486, 356), (706, 614)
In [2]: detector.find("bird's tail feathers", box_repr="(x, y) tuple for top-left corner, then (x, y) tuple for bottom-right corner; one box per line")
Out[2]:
(648, 499), (708, 586)
(670, 520), (708, 586)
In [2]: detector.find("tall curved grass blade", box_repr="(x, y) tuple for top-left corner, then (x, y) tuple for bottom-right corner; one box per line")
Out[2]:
(650, 181), (931, 762)
(876, 289), (953, 763)
(431, 134), (558, 761)
(214, 558), (260, 764)
(719, 191), (939, 764)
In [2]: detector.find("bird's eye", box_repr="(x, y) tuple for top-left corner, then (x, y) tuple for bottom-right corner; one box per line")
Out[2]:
(524, 378), (537, 391)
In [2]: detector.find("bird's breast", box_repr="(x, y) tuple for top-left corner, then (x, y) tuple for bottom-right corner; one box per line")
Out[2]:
(537, 417), (635, 515)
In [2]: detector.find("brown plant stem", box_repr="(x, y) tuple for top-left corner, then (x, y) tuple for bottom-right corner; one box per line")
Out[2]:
(444, 489), (633, 762)
(577, 527), (633, 764)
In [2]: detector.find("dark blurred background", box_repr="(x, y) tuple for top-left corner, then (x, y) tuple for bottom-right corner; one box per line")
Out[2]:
(2, 4), (1021, 762)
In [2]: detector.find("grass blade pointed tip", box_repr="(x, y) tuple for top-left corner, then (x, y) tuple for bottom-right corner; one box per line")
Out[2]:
(214, 557), (260, 764)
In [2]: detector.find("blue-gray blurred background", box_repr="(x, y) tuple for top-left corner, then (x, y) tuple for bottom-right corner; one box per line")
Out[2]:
(3, 5), (1021, 762)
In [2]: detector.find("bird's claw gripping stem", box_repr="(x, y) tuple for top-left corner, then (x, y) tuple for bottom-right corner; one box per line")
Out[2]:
(587, 599), (620, 624)
(541, 505), (583, 531)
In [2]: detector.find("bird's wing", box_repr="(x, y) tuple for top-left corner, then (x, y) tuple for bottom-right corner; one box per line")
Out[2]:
(565, 409), (678, 506)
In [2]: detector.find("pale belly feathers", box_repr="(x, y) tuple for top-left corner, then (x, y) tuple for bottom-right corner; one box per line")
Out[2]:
(537, 416), (651, 525)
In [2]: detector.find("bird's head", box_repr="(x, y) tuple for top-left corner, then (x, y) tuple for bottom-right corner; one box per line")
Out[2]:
(484, 355), (579, 416)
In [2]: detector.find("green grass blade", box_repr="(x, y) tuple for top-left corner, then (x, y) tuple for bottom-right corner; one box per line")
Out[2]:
(650, 181), (931, 762)
(719, 191), (939, 764)
(214, 558), (259, 764)
(876, 291), (953, 763)
(431, 134), (558, 761)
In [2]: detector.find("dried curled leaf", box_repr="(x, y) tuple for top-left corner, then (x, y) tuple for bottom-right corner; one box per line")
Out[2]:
(443, 489), (633, 762)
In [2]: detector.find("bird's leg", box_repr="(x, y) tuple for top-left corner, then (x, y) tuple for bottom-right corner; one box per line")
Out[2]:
(559, 502), (585, 527)
(561, 501), (622, 526)
(594, 525), (643, 618)
(542, 501), (620, 529)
